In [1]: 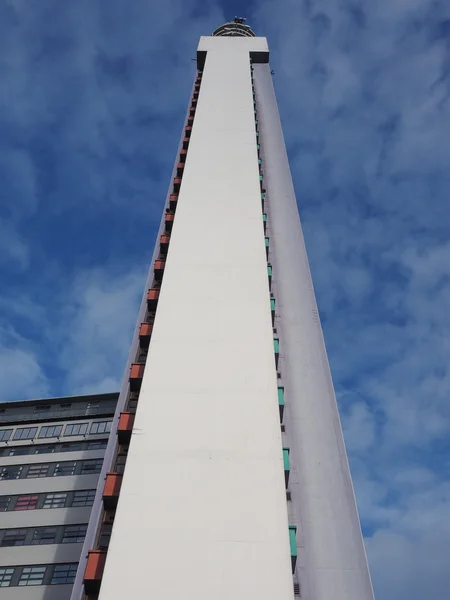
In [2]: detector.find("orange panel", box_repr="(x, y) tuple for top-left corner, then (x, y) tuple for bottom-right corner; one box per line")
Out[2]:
(147, 289), (160, 301)
(103, 472), (123, 499)
(84, 550), (106, 589)
(173, 178), (181, 186)
(139, 322), (153, 338)
(130, 363), (145, 379)
(154, 260), (166, 270)
(160, 234), (170, 245)
(118, 412), (135, 433)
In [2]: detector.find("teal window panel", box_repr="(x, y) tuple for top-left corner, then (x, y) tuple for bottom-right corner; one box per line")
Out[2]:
(261, 192), (265, 200)
(267, 264), (272, 277)
(258, 159), (262, 165)
(283, 448), (290, 472)
(274, 338), (280, 353)
(263, 213), (267, 223)
(256, 131), (259, 137)
(278, 386), (284, 406)
(255, 119), (259, 125)
(271, 298), (276, 311)
(265, 237), (270, 247)
(257, 144), (260, 150)
(259, 175), (263, 181)
(289, 526), (297, 573)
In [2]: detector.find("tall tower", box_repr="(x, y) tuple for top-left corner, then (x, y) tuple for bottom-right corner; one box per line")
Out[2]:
(72, 21), (375, 600)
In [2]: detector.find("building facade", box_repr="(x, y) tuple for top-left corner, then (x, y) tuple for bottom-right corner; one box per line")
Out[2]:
(0, 393), (117, 599)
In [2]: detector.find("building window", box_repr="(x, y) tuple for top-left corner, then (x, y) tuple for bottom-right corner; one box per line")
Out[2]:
(90, 421), (112, 435)
(0, 465), (23, 480)
(0, 567), (14, 587)
(0, 429), (12, 442)
(98, 523), (112, 549)
(18, 565), (47, 586)
(43, 493), (67, 509)
(7, 446), (29, 456)
(53, 461), (77, 477)
(31, 527), (58, 545)
(80, 459), (103, 475)
(1, 528), (27, 547)
(61, 441), (84, 452)
(87, 440), (107, 450)
(72, 490), (95, 507)
(50, 563), (78, 585)
(26, 464), (50, 479)
(62, 524), (88, 544)
(33, 444), (56, 454)
(38, 425), (63, 439)
(13, 427), (38, 441)
(0, 497), (10, 512)
(14, 495), (39, 511)
(64, 423), (88, 437)
(35, 404), (51, 412)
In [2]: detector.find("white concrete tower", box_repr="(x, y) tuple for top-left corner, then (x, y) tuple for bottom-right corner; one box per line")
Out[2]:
(71, 19), (375, 600)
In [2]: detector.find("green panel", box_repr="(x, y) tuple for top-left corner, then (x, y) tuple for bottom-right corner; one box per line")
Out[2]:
(283, 448), (290, 472)
(261, 192), (265, 200)
(278, 386), (284, 406)
(263, 213), (267, 222)
(257, 144), (260, 150)
(274, 338), (279, 353)
(258, 159), (262, 165)
(259, 175), (263, 181)
(256, 131), (259, 137)
(255, 120), (259, 125)
(265, 237), (270, 247)
(271, 298), (275, 311)
(267, 264), (272, 277)
(289, 526), (297, 557)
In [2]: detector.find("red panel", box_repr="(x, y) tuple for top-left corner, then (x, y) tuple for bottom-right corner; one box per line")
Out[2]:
(139, 322), (153, 338)
(130, 363), (145, 379)
(103, 472), (123, 499)
(154, 259), (166, 270)
(84, 550), (106, 583)
(147, 288), (160, 301)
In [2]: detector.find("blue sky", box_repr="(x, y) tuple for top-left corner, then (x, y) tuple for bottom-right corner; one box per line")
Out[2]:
(1, 1), (449, 598)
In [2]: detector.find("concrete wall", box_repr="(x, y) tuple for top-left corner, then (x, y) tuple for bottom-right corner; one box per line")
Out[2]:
(253, 64), (374, 600)
(98, 36), (294, 600)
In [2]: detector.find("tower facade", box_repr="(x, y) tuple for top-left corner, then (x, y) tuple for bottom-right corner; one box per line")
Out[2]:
(71, 22), (375, 600)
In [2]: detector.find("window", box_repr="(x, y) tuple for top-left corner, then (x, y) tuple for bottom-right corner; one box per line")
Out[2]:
(13, 427), (38, 441)
(59, 403), (72, 409)
(31, 527), (57, 545)
(0, 465), (22, 480)
(72, 490), (95, 507)
(26, 464), (50, 479)
(0, 497), (10, 512)
(80, 459), (102, 475)
(8, 446), (29, 456)
(0, 429), (12, 442)
(18, 565), (46, 586)
(90, 420), (112, 435)
(35, 404), (51, 411)
(38, 425), (63, 439)
(1, 528), (27, 547)
(87, 440), (107, 451)
(98, 523), (112, 549)
(0, 567), (14, 587)
(50, 563), (77, 585)
(64, 423), (88, 437)
(43, 493), (67, 509)
(61, 441), (84, 452)
(33, 444), (56, 455)
(62, 524), (87, 544)
(53, 461), (77, 477)
(14, 495), (39, 511)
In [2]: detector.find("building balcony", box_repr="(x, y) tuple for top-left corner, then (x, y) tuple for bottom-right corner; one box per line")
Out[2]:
(183, 136), (190, 149)
(187, 116), (194, 126)
(271, 297), (275, 325)
(179, 149), (187, 163)
(283, 448), (290, 487)
(154, 259), (166, 281)
(147, 287), (160, 310)
(189, 107), (196, 117)
(176, 162), (184, 177)
(139, 322), (153, 347)
(173, 178), (182, 193)
(289, 526), (297, 573)
(278, 386), (284, 422)
(165, 211), (175, 231)
(103, 472), (123, 510)
(129, 363), (145, 391)
(274, 338), (280, 368)
(185, 125), (192, 137)
(160, 234), (170, 254)
(84, 550), (107, 595)
(118, 412), (135, 444)
(267, 263), (272, 289)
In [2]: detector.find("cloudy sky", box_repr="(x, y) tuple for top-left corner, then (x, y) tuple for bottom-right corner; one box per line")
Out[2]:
(1, 0), (449, 598)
